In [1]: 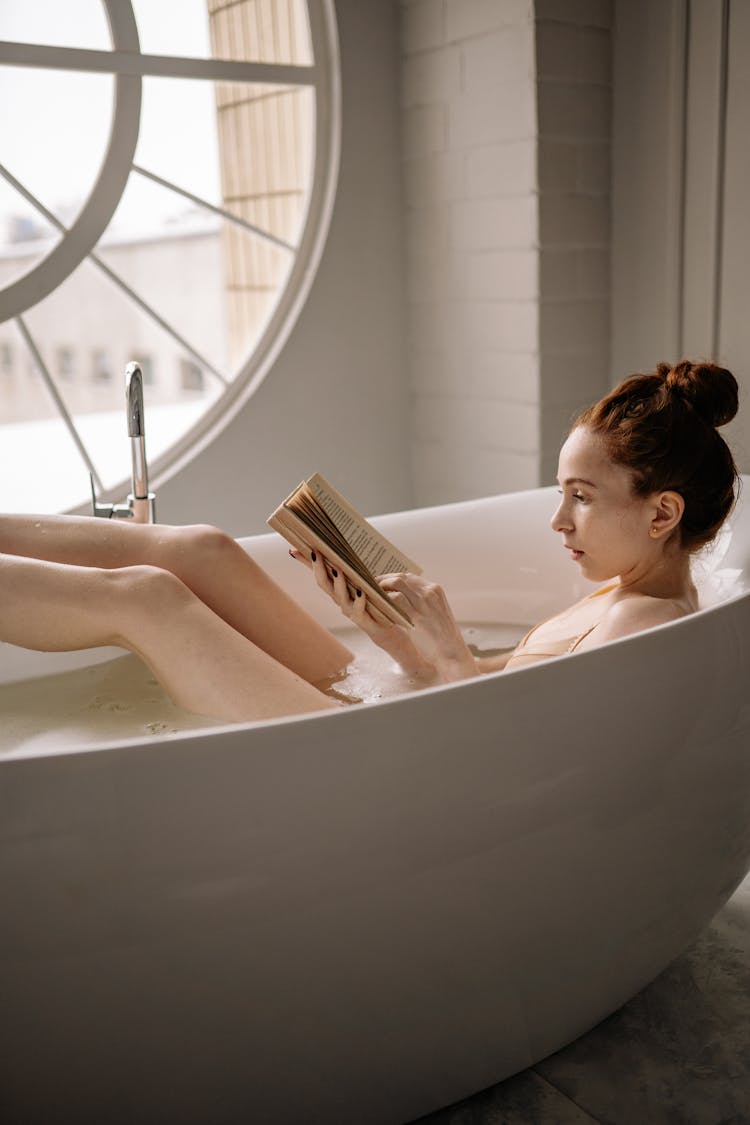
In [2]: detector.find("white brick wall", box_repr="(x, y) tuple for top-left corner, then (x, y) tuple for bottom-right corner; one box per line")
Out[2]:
(466, 139), (536, 197)
(412, 441), (538, 507)
(536, 0), (613, 472)
(400, 0), (540, 505)
(401, 0), (445, 54)
(407, 248), (536, 303)
(450, 195), (537, 249)
(445, 0), (534, 40)
(409, 345), (539, 400)
(400, 0), (612, 503)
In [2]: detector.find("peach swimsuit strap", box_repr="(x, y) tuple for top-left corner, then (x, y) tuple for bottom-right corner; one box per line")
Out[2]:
(514, 582), (619, 658)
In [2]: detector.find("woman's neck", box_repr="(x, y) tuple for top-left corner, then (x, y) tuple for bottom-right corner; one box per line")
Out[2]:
(617, 547), (697, 606)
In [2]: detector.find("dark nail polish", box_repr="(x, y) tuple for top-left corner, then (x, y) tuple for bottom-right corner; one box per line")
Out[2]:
(311, 550), (316, 562)
(356, 589), (362, 598)
(331, 568), (338, 578)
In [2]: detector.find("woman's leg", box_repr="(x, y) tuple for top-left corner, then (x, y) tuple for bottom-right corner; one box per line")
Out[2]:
(0, 552), (337, 722)
(0, 515), (352, 685)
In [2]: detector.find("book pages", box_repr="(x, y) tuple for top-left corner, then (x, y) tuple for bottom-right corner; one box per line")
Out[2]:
(306, 473), (422, 576)
(267, 472), (422, 628)
(266, 506), (409, 627)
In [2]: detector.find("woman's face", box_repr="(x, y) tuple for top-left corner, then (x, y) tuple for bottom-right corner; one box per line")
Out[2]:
(551, 426), (658, 583)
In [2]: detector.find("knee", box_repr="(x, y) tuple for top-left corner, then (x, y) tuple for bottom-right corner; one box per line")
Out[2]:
(107, 564), (194, 651)
(113, 563), (192, 616)
(166, 523), (242, 576)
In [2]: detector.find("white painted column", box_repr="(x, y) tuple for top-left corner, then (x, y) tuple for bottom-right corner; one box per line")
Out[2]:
(401, 0), (540, 506)
(400, 0), (614, 502)
(535, 0), (613, 483)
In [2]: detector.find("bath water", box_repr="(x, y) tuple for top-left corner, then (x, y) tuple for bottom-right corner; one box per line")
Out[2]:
(327, 621), (526, 705)
(0, 622), (528, 756)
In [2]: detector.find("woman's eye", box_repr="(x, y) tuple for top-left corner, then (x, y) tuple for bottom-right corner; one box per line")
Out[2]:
(556, 488), (588, 503)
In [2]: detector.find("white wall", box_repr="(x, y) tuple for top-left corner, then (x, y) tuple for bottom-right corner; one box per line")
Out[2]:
(399, 0), (614, 503)
(536, 0), (612, 484)
(401, 0), (541, 505)
(157, 0), (411, 536)
(612, 0), (749, 472)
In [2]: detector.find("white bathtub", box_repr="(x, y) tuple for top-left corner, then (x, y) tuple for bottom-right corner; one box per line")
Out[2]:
(1, 480), (749, 1125)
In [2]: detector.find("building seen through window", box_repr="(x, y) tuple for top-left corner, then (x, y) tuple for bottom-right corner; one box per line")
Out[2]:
(56, 345), (75, 381)
(0, 340), (12, 375)
(91, 349), (113, 383)
(180, 358), (205, 393)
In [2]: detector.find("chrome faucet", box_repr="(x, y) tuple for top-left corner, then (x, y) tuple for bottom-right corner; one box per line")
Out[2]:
(90, 361), (157, 523)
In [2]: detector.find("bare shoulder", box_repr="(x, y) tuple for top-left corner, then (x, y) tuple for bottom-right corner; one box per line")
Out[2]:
(593, 593), (692, 644)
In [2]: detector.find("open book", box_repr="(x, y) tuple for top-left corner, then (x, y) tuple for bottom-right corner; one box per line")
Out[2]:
(267, 472), (422, 627)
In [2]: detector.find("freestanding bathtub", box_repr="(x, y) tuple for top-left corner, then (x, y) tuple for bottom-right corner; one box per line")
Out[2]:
(1, 480), (749, 1125)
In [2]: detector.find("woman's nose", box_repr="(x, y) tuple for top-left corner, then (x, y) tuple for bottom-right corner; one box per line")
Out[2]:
(550, 498), (571, 533)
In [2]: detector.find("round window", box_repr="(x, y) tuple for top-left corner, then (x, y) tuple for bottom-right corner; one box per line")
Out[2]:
(0, 0), (340, 512)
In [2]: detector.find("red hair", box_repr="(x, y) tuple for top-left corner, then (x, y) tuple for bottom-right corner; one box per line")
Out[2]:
(574, 360), (739, 550)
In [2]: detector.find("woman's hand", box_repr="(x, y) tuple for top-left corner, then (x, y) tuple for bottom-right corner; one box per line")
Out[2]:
(292, 550), (477, 683)
(288, 550), (432, 680)
(377, 572), (478, 682)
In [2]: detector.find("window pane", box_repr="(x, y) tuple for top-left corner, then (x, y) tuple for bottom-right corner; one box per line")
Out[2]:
(0, 0), (325, 513)
(223, 216), (295, 370)
(0, 0), (110, 51)
(208, 0), (312, 65)
(97, 175), (230, 377)
(131, 0), (212, 59)
(215, 82), (314, 227)
(76, 395), (221, 496)
(133, 76), (223, 209)
(0, 184), (61, 287)
(0, 67), (113, 250)
(15, 255), (222, 494)
(132, 0), (312, 65)
(214, 82), (314, 368)
(0, 413), (98, 513)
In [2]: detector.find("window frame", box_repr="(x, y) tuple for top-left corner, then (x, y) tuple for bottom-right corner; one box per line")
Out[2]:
(0, 0), (341, 513)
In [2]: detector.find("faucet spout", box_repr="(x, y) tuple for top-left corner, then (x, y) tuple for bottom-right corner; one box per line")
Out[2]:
(125, 361), (156, 524)
(90, 362), (158, 522)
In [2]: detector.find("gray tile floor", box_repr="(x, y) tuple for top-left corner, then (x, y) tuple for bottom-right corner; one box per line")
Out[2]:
(413, 873), (750, 1125)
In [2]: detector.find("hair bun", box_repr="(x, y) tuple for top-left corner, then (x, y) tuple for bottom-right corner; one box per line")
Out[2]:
(661, 360), (739, 428)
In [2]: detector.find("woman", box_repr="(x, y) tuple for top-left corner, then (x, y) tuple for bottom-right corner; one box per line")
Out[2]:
(0, 360), (740, 723)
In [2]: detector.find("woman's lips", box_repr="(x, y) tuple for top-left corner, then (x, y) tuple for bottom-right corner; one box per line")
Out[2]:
(567, 547), (584, 561)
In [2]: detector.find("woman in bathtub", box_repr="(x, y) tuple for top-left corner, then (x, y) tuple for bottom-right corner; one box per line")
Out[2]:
(0, 360), (739, 722)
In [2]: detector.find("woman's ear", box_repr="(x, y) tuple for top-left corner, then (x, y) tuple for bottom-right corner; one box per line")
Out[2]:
(649, 490), (685, 540)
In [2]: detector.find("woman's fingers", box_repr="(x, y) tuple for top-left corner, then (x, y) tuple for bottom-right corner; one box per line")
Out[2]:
(288, 548), (312, 569)
(378, 572), (448, 613)
(297, 555), (424, 636)
(310, 550), (334, 592)
(331, 564), (353, 609)
(310, 553), (363, 618)
(329, 564), (401, 635)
